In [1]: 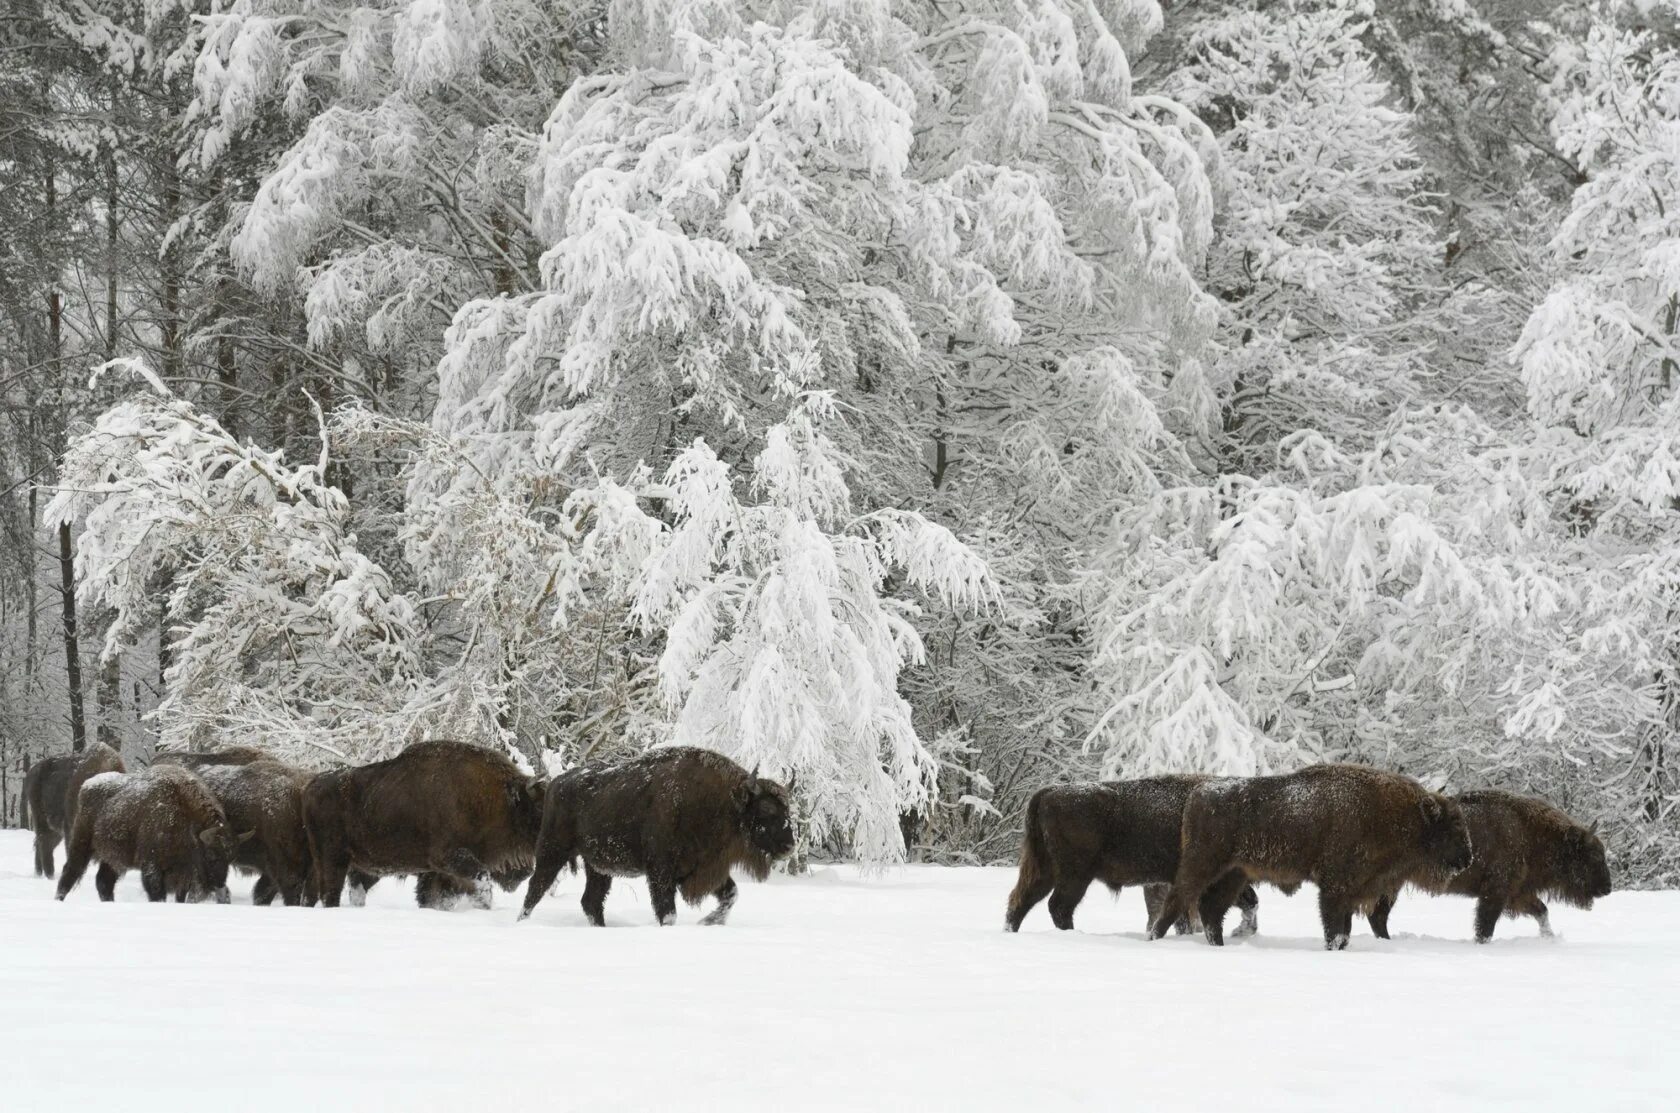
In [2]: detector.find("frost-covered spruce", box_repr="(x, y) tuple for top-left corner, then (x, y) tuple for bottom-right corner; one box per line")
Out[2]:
(1005, 776), (1260, 937)
(302, 740), (545, 908)
(519, 748), (795, 928)
(55, 766), (251, 904)
(1149, 764), (1473, 951)
(1369, 791), (1613, 944)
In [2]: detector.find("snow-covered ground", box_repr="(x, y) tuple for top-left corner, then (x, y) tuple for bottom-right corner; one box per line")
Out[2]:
(2, 829), (1672, 1111)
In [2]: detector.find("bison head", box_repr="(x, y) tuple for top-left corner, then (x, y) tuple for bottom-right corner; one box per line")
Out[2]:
(1419, 794), (1473, 873)
(738, 778), (796, 860)
(195, 824), (255, 895)
(1556, 822), (1613, 908)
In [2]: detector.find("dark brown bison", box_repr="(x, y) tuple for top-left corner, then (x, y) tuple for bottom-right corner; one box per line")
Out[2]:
(302, 739), (545, 908)
(152, 745), (272, 770)
(518, 748), (796, 927)
(195, 761), (315, 906)
(1004, 778), (1261, 937)
(1148, 764), (1474, 950)
(55, 765), (252, 902)
(1368, 789), (1613, 943)
(22, 753), (77, 877)
(64, 743), (125, 830)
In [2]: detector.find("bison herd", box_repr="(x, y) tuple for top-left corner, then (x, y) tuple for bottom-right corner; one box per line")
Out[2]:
(21, 744), (1613, 949)
(23, 739), (795, 926)
(1008, 764), (1613, 948)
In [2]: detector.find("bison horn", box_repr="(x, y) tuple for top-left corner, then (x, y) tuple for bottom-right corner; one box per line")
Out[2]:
(525, 775), (545, 801)
(237, 829), (257, 845)
(786, 770), (798, 796)
(197, 828), (220, 847)
(750, 763), (760, 779)
(1588, 819), (1601, 836)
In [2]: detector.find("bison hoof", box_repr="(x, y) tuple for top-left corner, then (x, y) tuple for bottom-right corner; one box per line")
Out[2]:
(347, 886), (367, 908)
(214, 887), (231, 905)
(657, 913), (675, 927)
(699, 912), (729, 927)
(1326, 934), (1349, 951)
(1230, 922), (1257, 940)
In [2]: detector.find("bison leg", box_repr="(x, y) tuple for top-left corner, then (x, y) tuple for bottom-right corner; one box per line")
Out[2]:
(1510, 894), (1552, 938)
(1046, 874), (1092, 931)
(1197, 871), (1252, 946)
(252, 875), (278, 906)
(34, 828), (60, 879)
(54, 818), (96, 901)
(648, 870), (678, 926)
(699, 877), (738, 927)
(1318, 890), (1354, 951)
(1231, 884), (1261, 939)
(1368, 893), (1395, 940)
(141, 865), (167, 903)
(518, 848), (571, 923)
(1473, 895), (1505, 944)
(94, 863), (120, 902)
(1005, 865), (1055, 933)
(346, 868), (381, 907)
(580, 867), (612, 927)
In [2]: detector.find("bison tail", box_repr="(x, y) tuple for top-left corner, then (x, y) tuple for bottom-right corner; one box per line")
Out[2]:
(1004, 790), (1053, 932)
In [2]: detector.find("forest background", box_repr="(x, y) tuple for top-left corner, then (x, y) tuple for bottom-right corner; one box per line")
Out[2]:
(2, 0), (1675, 881)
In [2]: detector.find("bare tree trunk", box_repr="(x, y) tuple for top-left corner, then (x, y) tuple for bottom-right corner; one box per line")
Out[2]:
(46, 148), (86, 753)
(97, 86), (124, 752)
(57, 522), (86, 753)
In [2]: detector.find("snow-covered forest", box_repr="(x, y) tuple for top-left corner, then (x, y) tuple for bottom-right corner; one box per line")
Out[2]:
(1, 0), (1676, 881)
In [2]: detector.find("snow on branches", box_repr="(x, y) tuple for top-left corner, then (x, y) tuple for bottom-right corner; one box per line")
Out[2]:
(45, 365), (421, 761)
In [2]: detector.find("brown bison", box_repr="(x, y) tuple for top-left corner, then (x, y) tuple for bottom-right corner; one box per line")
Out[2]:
(152, 745), (272, 770)
(56, 765), (252, 902)
(195, 761), (315, 906)
(64, 743), (125, 829)
(1004, 778), (1261, 937)
(1148, 764), (1474, 950)
(518, 748), (796, 927)
(1368, 789), (1613, 943)
(22, 753), (77, 877)
(302, 739), (545, 908)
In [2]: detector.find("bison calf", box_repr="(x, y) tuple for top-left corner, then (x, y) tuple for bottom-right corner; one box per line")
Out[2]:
(519, 748), (795, 927)
(1004, 778), (1260, 937)
(1149, 764), (1473, 950)
(196, 761), (315, 906)
(55, 766), (251, 903)
(1368, 789), (1612, 943)
(302, 739), (544, 908)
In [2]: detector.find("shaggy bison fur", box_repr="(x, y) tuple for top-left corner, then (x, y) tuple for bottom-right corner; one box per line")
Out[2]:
(55, 765), (252, 903)
(1368, 789), (1613, 943)
(196, 761), (315, 906)
(64, 744), (125, 829)
(302, 739), (544, 908)
(519, 748), (796, 927)
(22, 753), (77, 878)
(1004, 778), (1261, 937)
(152, 745), (272, 770)
(1149, 764), (1474, 950)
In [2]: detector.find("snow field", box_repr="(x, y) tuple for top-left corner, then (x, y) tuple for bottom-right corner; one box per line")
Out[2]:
(1, 829), (1674, 1111)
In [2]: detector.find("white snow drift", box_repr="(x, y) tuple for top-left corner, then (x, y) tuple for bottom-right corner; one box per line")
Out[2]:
(3, 830), (1673, 1111)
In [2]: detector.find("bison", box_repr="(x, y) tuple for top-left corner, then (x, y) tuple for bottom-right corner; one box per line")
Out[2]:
(1148, 764), (1474, 950)
(195, 761), (315, 906)
(152, 745), (272, 770)
(302, 739), (544, 908)
(55, 765), (252, 903)
(22, 753), (77, 877)
(1368, 789), (1613, 943)
(64, 743), (125, 830)
(1004, 778), (1261, 937)
(518, 748), (796, 927)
